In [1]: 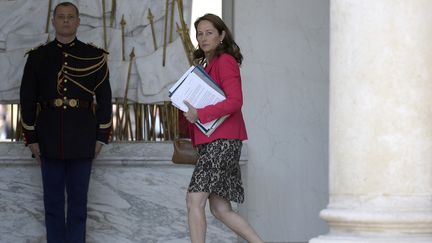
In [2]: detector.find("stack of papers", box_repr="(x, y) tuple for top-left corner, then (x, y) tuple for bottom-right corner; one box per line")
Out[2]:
(169, 65), (229, 136)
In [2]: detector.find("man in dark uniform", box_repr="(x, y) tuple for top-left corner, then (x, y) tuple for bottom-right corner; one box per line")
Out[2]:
(19, 2), (112, 242)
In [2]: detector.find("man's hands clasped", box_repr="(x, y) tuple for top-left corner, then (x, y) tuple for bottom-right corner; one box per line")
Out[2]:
(29, 143), (41, 164)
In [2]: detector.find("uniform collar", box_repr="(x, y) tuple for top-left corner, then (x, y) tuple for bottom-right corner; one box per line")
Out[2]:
(54, 38), (77, 49)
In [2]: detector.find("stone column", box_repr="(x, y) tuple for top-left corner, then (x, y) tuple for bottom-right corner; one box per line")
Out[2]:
(310, 1), (432, 242)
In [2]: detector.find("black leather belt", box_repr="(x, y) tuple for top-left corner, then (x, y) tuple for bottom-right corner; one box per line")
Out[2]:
(41, 98), (92, 109)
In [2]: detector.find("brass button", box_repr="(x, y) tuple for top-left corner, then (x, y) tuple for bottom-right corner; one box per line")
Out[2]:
(63, 106), (67, 109)
(63, 96), (67, 100)
(63, 88), (67, 91)
(64, 54), (68, 57)
(54, 98), (63, 107)
(64, 62), (68, 65)
(64, 70), (68, 74)
(69, 99), (78, 107)
(64, 80), (68, 83)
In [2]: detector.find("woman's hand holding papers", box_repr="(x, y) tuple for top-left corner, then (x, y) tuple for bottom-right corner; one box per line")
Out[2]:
(183, 100), (198, 123)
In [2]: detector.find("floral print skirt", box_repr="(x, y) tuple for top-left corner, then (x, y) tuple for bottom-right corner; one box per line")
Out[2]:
(188, 139), (244, 203)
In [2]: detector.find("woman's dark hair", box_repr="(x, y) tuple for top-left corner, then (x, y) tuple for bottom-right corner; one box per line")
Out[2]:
(193, 13), (243, 65)
(53, 2), (80, 17)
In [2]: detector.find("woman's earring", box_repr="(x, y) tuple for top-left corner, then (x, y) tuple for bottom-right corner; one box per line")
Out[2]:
(220, 40), (223, 45)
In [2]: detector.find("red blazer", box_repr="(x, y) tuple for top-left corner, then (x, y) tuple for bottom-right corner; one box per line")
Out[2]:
(190, 53), (248, 145)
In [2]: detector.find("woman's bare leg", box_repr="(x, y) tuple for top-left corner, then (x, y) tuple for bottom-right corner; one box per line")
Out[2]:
(186, 192), (210, 243)
(209, 194), (264, 243)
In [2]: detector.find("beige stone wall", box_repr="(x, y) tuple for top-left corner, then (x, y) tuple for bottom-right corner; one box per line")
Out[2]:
(233, 0), (330, 241)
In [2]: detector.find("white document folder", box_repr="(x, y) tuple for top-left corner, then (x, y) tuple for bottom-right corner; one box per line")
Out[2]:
(169, 65), (229, 136)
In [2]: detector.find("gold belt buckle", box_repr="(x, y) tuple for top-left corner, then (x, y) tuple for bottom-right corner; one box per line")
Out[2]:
(54, 98), (63, 107)
(68, 99), (78, 108)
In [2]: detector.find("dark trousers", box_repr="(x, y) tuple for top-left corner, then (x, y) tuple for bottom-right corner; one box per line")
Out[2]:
(41, 158), (92, 243)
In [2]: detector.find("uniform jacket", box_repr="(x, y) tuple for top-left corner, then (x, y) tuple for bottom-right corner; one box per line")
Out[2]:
(191, 53), (248, 145)
(20, 38), (112, 159)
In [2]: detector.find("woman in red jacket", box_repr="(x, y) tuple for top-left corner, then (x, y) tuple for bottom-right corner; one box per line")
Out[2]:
(183, 13), (264, 243)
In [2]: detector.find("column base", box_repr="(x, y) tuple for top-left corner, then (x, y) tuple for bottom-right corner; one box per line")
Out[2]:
(310, 235), (432, 243)
(310, 197), (432, 243)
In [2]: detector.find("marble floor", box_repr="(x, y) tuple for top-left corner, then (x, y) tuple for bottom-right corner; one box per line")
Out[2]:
(0, 165), (238, 243)
(0, 142), (245, 243)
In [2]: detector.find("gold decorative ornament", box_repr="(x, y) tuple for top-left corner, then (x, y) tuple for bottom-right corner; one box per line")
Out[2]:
(120, 15), (126, 61)
(147, 8), (157, 51)
(102, 0), (108, 49)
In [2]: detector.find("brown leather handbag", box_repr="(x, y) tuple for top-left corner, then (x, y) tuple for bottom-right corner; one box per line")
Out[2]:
(172, 139), (198, 165)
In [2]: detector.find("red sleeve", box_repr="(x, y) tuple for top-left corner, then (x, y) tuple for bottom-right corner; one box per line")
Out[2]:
(196, 55), (243, 123)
